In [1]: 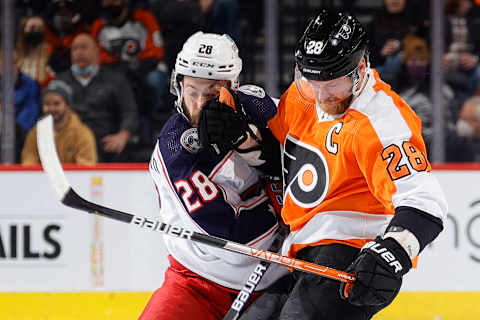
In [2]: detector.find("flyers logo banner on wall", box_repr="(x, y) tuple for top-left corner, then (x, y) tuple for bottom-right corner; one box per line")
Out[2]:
(283, 135), (329, 208)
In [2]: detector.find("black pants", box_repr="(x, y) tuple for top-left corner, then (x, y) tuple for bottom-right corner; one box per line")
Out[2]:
(239, 244), (386, 320)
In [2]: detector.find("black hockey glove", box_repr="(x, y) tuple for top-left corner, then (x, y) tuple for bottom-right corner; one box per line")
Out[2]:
(340, 236), (412, 307)
(198, 87), (250, 155)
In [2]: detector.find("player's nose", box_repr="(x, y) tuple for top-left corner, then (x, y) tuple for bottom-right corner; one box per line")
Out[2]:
(197, 96), (209, 109)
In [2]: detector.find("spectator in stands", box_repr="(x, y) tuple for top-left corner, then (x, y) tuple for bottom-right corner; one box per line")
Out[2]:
(16, 15), (55, 88)
(151, 0), (202, 72)
(368, 0), (417, 83)
(15, 0), (49, 18)
(0, 49), (41, 162)
(149, 0), (200, 136)
(21, 80), (97, 165)
(394, 35), (457, 151)
(56, 33), (139, 162)
(199, 0), (240, 42)
(43, 0), (88, 73)
(91, 0), (168, 145)
(450, 95), (480, 161)
(408, 0), (431, 39)
(443, 0), (480, 95)
(457, 96), (480, 138)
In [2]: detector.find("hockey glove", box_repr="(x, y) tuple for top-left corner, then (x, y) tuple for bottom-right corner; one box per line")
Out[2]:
(198, 87), (250, 155)
(339, 236), (412, 307)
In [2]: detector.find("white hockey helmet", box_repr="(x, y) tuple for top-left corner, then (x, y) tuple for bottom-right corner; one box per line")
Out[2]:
(170, 31), (243, 117)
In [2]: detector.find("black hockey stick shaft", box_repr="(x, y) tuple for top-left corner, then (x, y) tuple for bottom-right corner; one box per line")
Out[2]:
(64, 188), (231, 249)
(223, 261), (270, 320)
(62, 188), (355, 284)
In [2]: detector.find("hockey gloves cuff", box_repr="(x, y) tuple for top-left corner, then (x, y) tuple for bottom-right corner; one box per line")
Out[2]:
(198, 87), (250, 155)
(340, 236), (412, 307)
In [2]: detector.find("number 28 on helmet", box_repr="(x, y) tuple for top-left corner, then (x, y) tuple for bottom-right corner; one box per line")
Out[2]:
(170, 31), (242, 118)
(294, 10), (368, 106)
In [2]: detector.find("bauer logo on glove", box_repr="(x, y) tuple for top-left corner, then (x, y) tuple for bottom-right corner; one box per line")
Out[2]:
(339, 236), (412, 307)
(362, 240), (404, 274)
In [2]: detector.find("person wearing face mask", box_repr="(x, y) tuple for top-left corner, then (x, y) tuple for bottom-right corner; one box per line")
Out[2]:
(16, 15), (55, 88)
(395, 34), (457, 152)
(367, 0), (418, 82)
(21, 80), (97, 165)
(91, 0), (169, 148)
(56, 33), (139, 162)
(443, 95), (480, 162)
(457, 96), (480, 138)
(43, 0), (88, 73)
(443, 0), (480, 95)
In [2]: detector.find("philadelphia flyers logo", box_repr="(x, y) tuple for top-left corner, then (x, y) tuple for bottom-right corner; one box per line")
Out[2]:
(283, 135), (329, 208)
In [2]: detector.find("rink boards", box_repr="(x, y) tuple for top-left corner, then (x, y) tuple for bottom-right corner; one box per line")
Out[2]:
(0, 164), (479, 319)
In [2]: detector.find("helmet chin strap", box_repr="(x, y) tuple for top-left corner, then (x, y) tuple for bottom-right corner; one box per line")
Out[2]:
(177, 93), (191, 123)
(173, 78), (193, 123)
(352, 60), (370, 98)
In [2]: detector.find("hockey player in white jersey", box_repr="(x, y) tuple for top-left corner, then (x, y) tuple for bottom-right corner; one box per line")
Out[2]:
(139, 31), (288, 320)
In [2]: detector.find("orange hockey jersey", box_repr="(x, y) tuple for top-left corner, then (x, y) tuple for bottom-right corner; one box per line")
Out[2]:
(268, 69), (447, 258)
(91, 9), (164, 65)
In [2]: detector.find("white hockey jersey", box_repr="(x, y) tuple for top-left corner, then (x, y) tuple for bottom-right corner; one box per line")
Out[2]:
(149, 114), (288, 290)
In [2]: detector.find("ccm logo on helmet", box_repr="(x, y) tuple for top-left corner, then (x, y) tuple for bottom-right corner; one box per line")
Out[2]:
(283, 135), (329, 208)
(363, 241), (403, 273)
(192, 61), (215, 68)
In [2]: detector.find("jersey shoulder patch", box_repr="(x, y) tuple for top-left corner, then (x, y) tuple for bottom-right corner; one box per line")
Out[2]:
(180, 128), (201, 154)
(237, 85), (277, 127)
(239, 85), (266, 98)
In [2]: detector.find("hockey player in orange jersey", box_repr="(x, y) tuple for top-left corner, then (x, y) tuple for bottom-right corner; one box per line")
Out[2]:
(198, 9), (448, 320)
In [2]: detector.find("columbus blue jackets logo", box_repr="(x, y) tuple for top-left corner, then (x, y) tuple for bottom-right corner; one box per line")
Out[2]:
(283, 135), (329, 208)
(180, 128), (201, 154)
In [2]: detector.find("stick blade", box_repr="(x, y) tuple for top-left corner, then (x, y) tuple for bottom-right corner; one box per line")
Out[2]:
(36, 115), (71, 200)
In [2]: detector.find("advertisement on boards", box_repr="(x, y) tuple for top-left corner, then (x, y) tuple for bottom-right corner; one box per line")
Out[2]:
(0, 168), (479, 292)
(0, 169), (168, 292)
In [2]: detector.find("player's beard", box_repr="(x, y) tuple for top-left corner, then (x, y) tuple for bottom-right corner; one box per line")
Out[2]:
(317, 95), (353, 115)
(187, 108), (200, 127)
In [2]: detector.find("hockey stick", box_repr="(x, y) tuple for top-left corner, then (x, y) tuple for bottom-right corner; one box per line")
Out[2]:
(223, 226), (287, 320)
(36, 115), (355, 289)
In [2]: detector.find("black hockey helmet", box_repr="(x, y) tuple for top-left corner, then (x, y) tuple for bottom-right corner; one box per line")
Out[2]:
(295, 9), (368, 81)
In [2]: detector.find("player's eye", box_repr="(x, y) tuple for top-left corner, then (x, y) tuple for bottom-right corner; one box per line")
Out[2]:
(186, 91), (198, 99)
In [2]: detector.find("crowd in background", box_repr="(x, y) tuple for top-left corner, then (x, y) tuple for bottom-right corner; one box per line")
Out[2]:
(2, 0), (480, 163)
(370, 0), (480, 162)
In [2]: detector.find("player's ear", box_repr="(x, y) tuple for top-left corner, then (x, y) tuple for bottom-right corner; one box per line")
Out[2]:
(357, 58), (367, 78)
